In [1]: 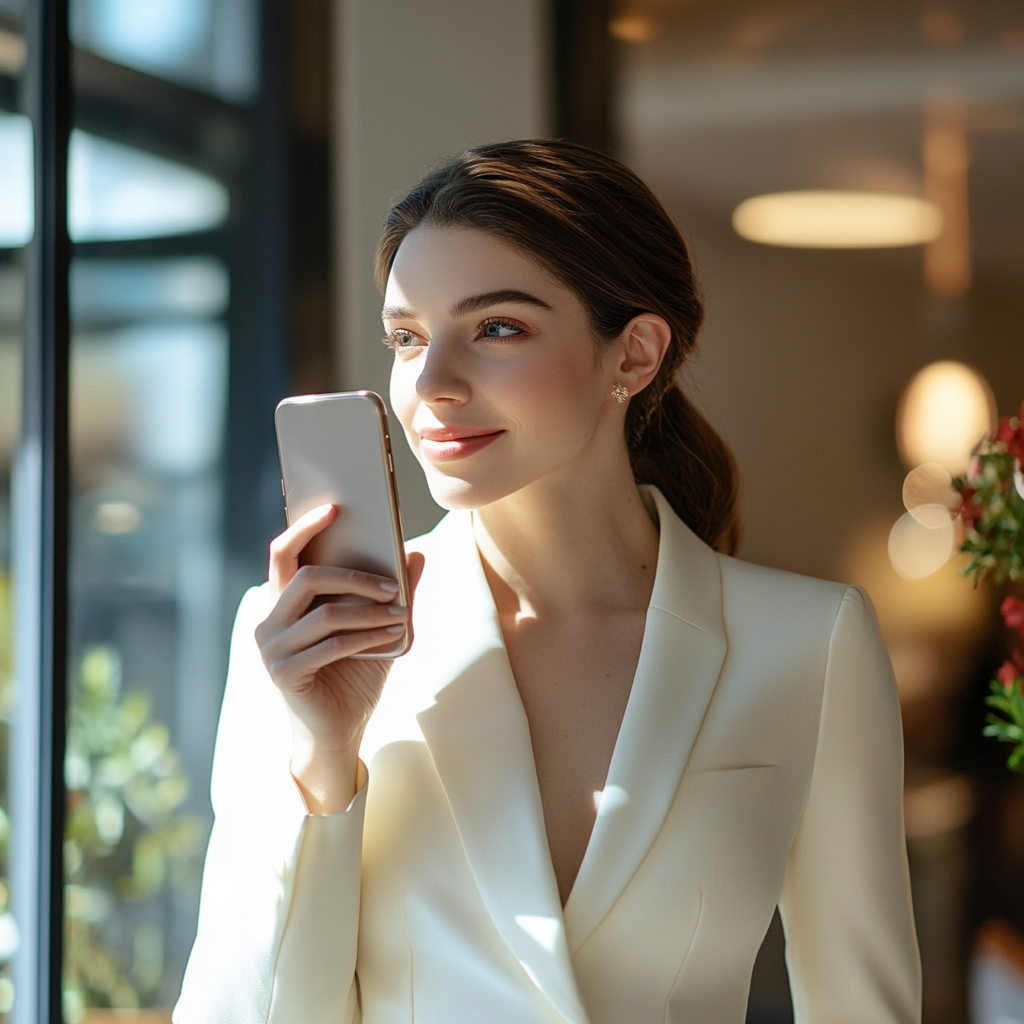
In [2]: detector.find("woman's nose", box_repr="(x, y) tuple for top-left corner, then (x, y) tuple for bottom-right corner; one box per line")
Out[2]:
(413, 336), (470, 405)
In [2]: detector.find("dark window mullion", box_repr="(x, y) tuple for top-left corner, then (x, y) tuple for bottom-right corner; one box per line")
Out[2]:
(12, 1), (71, 1021)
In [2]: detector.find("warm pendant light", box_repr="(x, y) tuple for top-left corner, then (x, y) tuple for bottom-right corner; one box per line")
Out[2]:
(732, 190), (942, 249)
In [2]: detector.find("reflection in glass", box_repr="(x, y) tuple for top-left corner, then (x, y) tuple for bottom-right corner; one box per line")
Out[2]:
(0, 255), (19, 1024)
(0, 8), (23, 1019)
(71, 0), (259, 103)
(65, 256), (230, 1015)
(71, 258), (229, 323)
(0, 121), (230, 247)
(69, 132), (229, 242)
(0, 114), (31, 248)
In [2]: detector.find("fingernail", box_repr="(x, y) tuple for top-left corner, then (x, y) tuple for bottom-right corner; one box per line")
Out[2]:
(387, 603), (407, 615)
(378, 580), (400, 593)
(314, 503), (334, 517)
(385, 623), (405, 634)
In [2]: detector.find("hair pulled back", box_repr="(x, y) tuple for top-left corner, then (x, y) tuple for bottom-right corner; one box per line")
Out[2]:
(375, 139), (741, 555)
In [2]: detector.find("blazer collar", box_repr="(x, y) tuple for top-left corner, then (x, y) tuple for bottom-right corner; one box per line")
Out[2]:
(561, 486), (727, 950)
(405, 487), (727, 1016)
(410, 512), (589, 1024)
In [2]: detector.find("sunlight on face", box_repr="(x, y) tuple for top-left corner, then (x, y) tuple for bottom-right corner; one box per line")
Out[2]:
(384, 226), (622, 510)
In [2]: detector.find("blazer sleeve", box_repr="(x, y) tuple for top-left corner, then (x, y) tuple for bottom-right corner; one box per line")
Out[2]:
(174, 585), (365, 1024)
(778, 585), (922, 1024)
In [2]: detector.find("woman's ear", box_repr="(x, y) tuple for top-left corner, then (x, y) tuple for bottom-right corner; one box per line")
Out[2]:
(615, 314), (672, 396)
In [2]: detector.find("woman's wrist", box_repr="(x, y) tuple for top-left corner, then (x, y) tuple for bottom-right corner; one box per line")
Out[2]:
(290, 740), (364, 815)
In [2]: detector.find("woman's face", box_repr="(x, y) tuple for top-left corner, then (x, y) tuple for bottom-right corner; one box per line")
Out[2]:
(384, 225), (626, 510)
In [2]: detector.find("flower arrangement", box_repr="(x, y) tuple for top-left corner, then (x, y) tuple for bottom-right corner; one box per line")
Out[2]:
(953, 403), (1024, 772)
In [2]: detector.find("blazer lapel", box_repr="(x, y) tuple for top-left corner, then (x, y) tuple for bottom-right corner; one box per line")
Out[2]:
(562, 487), (728, 953)
(410, 513), (590, 1024)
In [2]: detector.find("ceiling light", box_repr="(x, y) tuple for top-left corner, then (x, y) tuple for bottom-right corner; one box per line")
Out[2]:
(732, 190), (942, 248)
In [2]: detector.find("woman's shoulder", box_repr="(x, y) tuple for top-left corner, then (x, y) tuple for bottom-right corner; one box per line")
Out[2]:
(715, 550), (876, 656)
(717, 550), (853, 607)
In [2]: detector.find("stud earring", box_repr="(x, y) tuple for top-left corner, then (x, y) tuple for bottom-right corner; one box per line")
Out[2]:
(611, 383), (630, 403)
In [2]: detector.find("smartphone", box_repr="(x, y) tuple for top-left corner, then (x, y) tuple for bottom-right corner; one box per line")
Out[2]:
(274, 390), (411, 659)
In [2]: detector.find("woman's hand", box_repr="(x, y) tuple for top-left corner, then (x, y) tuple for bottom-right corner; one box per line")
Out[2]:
(254, 504), (425, 813)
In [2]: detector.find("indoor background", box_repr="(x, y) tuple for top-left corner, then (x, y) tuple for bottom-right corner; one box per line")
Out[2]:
(1, 1), (1022, 1022)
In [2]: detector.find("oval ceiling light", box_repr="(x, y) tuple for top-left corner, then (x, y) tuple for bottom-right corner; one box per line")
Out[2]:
(897, 361), (996, 475)
(732, 190), (942, 248)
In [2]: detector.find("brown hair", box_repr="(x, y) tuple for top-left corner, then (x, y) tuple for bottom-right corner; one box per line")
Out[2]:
(375, 139), (741, 554)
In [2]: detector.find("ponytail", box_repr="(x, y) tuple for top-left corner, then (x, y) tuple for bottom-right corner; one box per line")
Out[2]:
(628, 386), (741, 555)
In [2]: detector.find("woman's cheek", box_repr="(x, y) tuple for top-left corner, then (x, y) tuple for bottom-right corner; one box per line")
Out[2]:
(389, 360), (419, 436)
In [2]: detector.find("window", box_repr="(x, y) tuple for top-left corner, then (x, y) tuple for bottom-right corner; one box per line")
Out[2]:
(4, 0), (301, 1018)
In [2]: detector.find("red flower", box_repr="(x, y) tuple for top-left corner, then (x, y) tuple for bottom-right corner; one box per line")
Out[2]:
(996, 414), (1024, 459)
(1001, 595), (1024, 636)
(957, 486), (981, 528)
(996, 417), (1016, 447)
(996, 660), (1021, 690)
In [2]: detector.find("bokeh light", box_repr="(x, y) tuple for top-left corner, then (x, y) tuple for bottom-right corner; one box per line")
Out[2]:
(903, 462), (958, 524)
(896, 361), (996, 474)
(888, 508), (955, 580)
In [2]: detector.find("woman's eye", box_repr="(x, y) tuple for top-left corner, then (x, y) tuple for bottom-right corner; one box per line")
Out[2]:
(384, 329), (423, 350)
(479, 319), (524, 339)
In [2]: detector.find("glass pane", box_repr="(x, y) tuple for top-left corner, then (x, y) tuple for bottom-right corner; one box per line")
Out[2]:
(65, 257), (229, 1020)
(64, 0), (283, 1013)
(0, 4), (23, 1018)
(70, 0), (259, 103)
(0, 114), (31, 248)
(68, 132), (229, 242)
(0, 258), (21, 1024)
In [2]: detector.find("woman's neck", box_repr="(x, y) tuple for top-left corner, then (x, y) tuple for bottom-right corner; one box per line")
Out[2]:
(471, 449), (660, 622)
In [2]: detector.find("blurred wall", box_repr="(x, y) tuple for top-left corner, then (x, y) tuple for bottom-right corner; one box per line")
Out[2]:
(332, 0), (551, 538)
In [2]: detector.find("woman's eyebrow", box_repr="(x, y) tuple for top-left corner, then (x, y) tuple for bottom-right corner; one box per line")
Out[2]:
(381, 305), (417, 321)
(449, 290), (552, 317)
(381, 290), (552, 323)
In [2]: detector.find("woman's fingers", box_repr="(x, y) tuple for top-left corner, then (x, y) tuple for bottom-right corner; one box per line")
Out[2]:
(407, 550), (426, 599)
(270, 625), (407, 690)
(268, 503), (338, 595)
(262, 597), (406, 666)
(263, 563), (401, 633)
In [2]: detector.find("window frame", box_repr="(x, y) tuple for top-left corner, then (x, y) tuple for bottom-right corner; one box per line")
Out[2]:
(12, 2), (71, 1022)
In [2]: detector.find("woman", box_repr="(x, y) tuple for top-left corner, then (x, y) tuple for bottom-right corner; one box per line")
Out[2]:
(175, 140), (920, 1024)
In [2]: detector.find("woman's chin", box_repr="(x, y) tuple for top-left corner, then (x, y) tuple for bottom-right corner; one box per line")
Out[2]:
(422, 465), (518, 512)
(424, 475), (490, 512)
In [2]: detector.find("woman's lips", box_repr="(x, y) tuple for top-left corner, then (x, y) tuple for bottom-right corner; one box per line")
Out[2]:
(417, 428), (505, 462)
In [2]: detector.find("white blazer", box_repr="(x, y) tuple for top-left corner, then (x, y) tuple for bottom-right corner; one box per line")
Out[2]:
(175, 487), (921, 1024)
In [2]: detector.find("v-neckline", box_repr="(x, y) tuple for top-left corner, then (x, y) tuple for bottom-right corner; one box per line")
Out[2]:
(472, 495), (664, 913)
(408, 486), (727, 969)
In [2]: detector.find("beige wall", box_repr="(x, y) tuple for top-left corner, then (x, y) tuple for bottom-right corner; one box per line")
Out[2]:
(332, 0), (551, 538)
